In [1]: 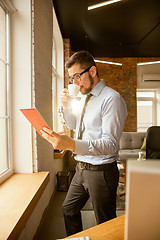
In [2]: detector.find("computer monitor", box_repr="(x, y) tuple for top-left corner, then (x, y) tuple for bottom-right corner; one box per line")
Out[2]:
(125, 160), (160, 240)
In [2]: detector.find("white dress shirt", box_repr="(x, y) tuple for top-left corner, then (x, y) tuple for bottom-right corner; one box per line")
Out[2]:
(62, 80), (128, 165)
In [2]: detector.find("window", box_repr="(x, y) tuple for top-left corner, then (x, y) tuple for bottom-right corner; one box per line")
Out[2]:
(52, 37), (58, 131)
(0, 6), (12, 178)
(137, 91), (156, 132)
(52, 7), (64, 132)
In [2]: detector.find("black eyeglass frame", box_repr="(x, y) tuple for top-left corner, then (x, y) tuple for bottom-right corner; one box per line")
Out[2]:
(68, 66), (92, 84)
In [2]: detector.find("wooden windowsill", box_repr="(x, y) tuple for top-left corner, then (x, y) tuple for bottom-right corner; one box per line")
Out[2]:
(0, 171), (50, 240)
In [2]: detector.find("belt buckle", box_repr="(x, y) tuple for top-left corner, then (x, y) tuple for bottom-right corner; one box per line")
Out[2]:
(79, 162), (87, 170)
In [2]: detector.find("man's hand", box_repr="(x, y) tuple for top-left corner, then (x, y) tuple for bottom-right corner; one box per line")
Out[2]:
(60, 88), (70, 109)
(40, 127), (75, 152)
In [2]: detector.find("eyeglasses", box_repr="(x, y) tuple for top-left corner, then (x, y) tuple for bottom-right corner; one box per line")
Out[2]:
(68, 66), (92, 84)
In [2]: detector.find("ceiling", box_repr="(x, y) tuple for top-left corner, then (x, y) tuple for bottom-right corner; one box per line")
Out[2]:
(53, 0), (160, 58)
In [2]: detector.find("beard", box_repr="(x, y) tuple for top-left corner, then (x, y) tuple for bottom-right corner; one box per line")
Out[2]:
(80, 74), (94, 95)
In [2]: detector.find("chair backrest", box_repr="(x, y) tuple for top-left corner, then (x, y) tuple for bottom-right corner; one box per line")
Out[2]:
(146, 126), (160, 159)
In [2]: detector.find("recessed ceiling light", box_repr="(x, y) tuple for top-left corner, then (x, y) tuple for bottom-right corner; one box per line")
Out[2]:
(88, 0), (122, 11)
(95, 59), (122, 66)
(137, 61), (160, 66)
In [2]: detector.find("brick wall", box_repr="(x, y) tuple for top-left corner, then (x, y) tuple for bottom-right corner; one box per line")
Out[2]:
(97, 57), (137, 132)
(63, 39), (160, 132)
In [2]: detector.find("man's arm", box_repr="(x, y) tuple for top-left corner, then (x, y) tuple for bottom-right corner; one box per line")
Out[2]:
(41, 91), (127, 156)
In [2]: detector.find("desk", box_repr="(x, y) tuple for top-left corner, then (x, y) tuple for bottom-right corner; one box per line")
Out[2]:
(66, 215), (125, 240)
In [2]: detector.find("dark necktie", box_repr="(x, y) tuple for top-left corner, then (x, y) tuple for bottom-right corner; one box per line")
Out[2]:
(78, 94), (92, 139)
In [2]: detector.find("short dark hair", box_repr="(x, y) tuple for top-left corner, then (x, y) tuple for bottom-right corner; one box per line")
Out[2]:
(65, 50), (96, 70)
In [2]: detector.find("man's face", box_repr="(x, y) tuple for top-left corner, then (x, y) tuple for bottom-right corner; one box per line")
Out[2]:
(68, 63), (94, 95)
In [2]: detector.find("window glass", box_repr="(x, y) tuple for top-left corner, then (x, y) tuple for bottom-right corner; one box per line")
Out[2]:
(52, 38), (56, 69)
(52, 37), (59, 131)
(52, 7), (64, 132)
(0, 119), (8, 174)
(52, 71), (58, 130)
(137, 92), (155, 98)
(137, 101), (153, 132)
(0, 61), (7, 116)
(0, 6), (6, 60)
(137, 101), (152, 107)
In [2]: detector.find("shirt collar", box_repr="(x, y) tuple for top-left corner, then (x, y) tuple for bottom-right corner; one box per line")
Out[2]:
(90, 79), (105, 97)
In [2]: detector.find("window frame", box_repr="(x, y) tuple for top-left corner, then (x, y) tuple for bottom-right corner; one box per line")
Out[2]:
(0, 7), (13, 183)
(137, 90), (157, 132)
(52, 37), (58, 131)
(52, 7), (64, 132)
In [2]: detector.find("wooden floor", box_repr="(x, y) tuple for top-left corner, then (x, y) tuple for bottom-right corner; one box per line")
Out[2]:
(35, 191), (125, 240)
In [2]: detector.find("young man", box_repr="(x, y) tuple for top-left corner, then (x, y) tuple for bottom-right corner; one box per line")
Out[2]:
(41, 51), (127, 236)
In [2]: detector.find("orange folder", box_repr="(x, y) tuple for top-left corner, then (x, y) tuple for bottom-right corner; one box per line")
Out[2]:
(20, 108), (50, 138)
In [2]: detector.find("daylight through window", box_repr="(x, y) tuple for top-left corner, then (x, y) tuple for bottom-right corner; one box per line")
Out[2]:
(0, 6), (11, 176)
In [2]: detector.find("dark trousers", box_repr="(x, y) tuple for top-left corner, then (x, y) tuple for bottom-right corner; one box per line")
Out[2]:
(62, 161), (119, 236)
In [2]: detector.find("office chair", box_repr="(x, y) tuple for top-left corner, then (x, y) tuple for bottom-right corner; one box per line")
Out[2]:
(146, 126), (160, 159)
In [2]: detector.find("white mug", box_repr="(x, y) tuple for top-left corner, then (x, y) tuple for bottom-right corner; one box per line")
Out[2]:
(68, 84), (80, 98)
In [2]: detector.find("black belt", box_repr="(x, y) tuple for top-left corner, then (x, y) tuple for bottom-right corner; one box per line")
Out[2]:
(78, 161), (116, 171)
